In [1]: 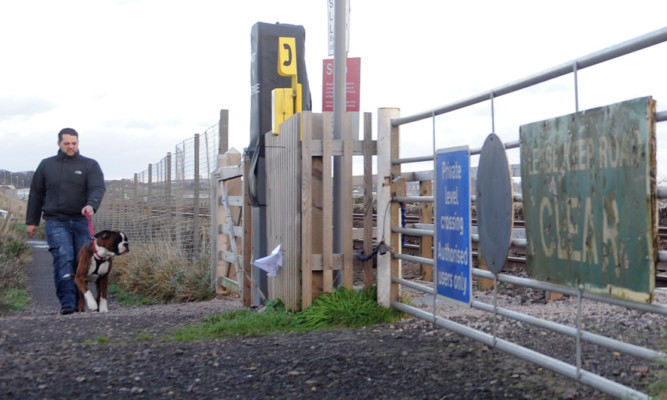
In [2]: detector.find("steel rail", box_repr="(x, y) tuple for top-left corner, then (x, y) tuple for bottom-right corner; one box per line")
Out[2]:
(471, 268), (667, 316)
(392, 277), (666, 363)
(392, 27), (667, 127)
(392, 301), (650, 400)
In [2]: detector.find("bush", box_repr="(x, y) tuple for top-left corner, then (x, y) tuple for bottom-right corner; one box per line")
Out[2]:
(171, 286), (405, 341)
(112, 240), (215, 304)
(0, 230), (31, 312)
(293, 286), (402, 329)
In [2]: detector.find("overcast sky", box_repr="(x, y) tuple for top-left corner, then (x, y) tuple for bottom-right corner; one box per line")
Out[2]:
(1, 0), (666, 181)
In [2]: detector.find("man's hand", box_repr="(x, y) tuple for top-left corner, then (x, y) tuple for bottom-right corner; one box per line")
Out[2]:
(82, 205), (95, 217)
(27, 225), (37, 238)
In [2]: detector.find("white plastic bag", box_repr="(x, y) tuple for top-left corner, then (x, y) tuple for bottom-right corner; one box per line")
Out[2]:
(253, 244), (283, 277)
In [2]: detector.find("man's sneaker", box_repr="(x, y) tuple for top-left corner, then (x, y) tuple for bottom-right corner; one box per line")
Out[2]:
(60, 306), (75, 315)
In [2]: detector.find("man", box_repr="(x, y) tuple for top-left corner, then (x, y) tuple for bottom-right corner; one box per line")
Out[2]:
(26, 128), (106, 315)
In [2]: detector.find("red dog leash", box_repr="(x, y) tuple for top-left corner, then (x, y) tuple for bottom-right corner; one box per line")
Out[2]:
(85, 212), (107, 259)
(85, 212), (95, 238)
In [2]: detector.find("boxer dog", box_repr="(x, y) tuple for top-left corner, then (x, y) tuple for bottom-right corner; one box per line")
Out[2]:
(65, 230), (129, 313)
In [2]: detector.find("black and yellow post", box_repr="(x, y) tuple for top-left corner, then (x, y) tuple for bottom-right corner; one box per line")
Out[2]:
(272, 36), (303, 135)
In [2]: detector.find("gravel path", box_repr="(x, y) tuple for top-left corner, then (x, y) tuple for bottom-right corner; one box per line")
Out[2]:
(1, 243), (665, 399)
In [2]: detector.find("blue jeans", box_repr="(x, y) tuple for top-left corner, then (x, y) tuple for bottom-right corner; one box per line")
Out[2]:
(45, 219), (91, 309)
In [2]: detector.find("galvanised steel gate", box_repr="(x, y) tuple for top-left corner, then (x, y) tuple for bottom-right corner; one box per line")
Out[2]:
(375, 27), (667, 399)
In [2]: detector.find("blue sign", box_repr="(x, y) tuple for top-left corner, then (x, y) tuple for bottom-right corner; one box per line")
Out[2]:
(435, 146), (472, 306)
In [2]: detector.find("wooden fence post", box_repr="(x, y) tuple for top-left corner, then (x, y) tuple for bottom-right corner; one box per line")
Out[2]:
(301, 112), (313, 308)
(193, 133), (200, 259)
(147, 164), (152, 238)
(377, 108), (400, 307)
(166, 152), (172, 240)
(216, 149), (242, 295)
(219, 109), (229, 154)
(420, 179), (433, 281)
(242, 153), (253, 307)
(342, 113), (355, 289)
(322, 113), (333, 293)
(363, 112), (374, 288)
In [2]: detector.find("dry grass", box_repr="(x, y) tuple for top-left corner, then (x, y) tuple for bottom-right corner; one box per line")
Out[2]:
(112, 240), (215, 303)
(0, 192), (216, 308)
(0, 191), (27, 235)
(0, 230), (31, 312)
(0, 191), (26, 220)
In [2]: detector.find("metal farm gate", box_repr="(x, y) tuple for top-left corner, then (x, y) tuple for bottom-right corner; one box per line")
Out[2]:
(374, 27), (667, 399)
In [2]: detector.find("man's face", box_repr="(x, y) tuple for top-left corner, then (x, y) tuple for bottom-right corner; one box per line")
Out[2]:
(58, 134), (79, 156)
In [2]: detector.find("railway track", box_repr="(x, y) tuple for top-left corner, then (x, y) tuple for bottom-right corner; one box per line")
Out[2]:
(352, 213), (667, 287)
(353, 213), (667, 239)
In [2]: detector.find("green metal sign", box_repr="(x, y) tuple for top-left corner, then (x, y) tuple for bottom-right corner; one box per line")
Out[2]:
(520, 97), (657, 303)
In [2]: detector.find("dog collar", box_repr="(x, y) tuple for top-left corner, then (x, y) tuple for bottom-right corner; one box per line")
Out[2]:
(92, 241), (111, 262)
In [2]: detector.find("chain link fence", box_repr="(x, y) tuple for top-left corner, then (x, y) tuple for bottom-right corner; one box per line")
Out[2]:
(94, 123), (221, 261)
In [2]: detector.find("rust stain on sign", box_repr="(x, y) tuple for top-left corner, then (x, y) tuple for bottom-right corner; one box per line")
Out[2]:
(520, 97), (656, 303)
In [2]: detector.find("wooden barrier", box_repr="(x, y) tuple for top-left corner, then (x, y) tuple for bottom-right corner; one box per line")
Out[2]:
(212, 111), (377, 311)
(262, 111), (376, 310)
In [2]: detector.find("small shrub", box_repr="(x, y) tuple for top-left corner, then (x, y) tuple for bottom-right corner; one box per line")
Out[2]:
(1, 239), (29, 259)
(293, 286), (402, 329)
(171, 286), (404, 341)
(649, 339), (667, 399)
(108, 283), (158, 306)
(0, 230), (31, 313)
(0, 258), (29, 312)
(112, 240), (215, 304)
(0, 288), (29, 312)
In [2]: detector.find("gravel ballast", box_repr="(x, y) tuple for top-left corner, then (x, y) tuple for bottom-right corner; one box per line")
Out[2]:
(1, 286), (665, 400)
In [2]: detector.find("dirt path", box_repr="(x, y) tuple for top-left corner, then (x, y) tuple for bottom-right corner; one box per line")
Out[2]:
(24, 239), (61, 313)
(1, 243), (665, 399)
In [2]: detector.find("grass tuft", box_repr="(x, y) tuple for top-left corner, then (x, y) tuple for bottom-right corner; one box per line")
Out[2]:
(0, 288), (29, 312)
(108, 283), (159, 306)
(111, 240), (215, 305)
(171, 286), (404, 341)
(649, 339), (667, 399)
(293, 286), (400, 330)
(0, 230), (31, 313)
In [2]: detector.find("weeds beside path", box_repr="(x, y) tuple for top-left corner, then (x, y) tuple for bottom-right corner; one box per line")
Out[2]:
(4, 294), (664, 400)
(2, 231), (665, 399)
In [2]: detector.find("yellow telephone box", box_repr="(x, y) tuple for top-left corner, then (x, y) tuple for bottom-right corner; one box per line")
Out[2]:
(272, 37), (302, 135)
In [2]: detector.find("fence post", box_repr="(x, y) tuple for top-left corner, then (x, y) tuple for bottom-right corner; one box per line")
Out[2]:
(219, 109), (229, 154)
(193, 133), (200, 260)
(133, 173), (139, 236)
(133, 173), (139, 206)
(301, 112), (314, 307)
(166, 153), (172, 241)
(322, 113), (333, 293)
(376, 108), (400, 307)
(242, 152), (253, 307)
(363, 112), (374, 288)
(420, 179), (433, 281)
(175, 145), (184, 247)
(211, 110), (229, 291)
(342, 112), (355, 289)
(147, 164), (153, 238)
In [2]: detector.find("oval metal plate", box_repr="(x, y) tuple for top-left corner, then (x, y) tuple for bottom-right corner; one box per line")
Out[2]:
(476, 133), (514, 274)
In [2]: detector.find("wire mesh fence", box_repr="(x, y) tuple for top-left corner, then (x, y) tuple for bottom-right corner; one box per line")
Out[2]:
(94, 123), (221, 262)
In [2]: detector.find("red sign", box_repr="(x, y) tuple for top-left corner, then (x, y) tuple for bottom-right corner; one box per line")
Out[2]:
(322, 57), (360, 112)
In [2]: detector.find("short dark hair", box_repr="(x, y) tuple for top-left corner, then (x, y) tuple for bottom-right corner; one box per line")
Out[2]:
(58, 128), (79, 142)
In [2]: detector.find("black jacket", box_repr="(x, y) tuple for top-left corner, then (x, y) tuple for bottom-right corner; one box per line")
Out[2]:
(26, 150), (106, 226)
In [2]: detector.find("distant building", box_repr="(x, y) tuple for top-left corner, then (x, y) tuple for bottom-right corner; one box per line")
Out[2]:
(16, 188), (30, 200)
(0, 186), (29, 200)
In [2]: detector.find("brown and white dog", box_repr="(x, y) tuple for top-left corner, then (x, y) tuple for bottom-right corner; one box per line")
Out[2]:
(65, 230), (129, 313)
